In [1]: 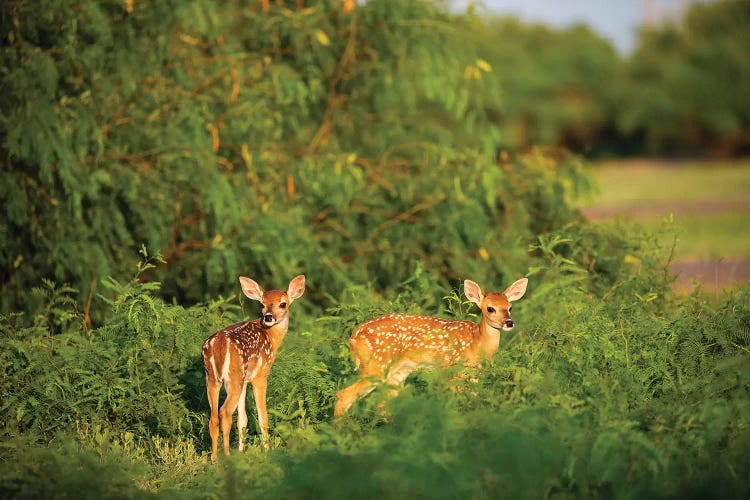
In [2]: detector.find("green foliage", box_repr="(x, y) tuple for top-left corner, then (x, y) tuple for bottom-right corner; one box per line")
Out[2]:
(1, 0), (598, 319)
(529, 219), (676, 304)
(2, 0), (747, 321)
(3, 228), (750, 498)
(0, 250), (235, 443)
(0, 435), (151, 499)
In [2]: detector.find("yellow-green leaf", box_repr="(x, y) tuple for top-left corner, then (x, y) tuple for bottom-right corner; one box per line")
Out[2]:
(315, 30), (330, 46)
(476, 59), (492, 72)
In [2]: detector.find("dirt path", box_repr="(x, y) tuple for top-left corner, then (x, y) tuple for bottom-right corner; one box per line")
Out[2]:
(671, 259), (750, 292)
(582, 199), (750, 220)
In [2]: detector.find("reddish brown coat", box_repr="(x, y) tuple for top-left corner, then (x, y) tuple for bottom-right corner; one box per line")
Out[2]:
(203, 275), (305, 462)
(334, 278), (528, 417)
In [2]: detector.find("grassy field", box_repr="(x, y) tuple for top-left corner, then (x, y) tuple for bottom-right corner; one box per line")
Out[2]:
(588, 159), (750, 208)
(582, 158), (750, 289)
(648, 212), (749, 260)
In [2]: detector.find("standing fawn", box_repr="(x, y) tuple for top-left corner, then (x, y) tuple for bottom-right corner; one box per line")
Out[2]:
(202, 275), (305, 461)
(334, 278), (528, 417)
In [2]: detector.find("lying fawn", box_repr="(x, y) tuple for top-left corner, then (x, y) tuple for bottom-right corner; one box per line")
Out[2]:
(334, 278), (528, 417)
(202, 275), (305, 461)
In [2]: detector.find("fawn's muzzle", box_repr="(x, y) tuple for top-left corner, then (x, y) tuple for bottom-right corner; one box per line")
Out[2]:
(504, 319), (514, 329)
(263, 314), (274, 324)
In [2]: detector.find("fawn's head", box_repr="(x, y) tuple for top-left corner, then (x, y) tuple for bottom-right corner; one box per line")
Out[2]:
(464, 278), (528, 331)
(239, 275), (306, 327)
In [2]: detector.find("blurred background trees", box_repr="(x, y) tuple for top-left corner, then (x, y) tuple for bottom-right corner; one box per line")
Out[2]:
(616, 0), (750, 155)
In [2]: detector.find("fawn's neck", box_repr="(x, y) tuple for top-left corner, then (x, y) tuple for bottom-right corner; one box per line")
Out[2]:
(262, 315), (289, 352)
(473, 317), (502, 359)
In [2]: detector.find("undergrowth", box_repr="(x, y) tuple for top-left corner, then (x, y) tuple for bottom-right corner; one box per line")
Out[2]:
(1, 225), (748, 499)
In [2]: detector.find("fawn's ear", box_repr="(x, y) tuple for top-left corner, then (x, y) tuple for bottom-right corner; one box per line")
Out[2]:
(503, 278), (528, 302)
(239, 277), (265, 302)
(286, 274), (306, 303)
(464, 279), (484, 307)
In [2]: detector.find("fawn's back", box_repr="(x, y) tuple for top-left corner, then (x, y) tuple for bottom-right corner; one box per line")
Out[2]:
(350, 314), (479, 373)
(202, 319), (275, 384)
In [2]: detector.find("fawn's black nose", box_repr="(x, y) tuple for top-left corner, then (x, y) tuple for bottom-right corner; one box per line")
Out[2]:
(504, 319), (514, 328)
(264, 314), (274, 323)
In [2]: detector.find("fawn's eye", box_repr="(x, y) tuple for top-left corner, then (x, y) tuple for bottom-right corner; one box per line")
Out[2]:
(279, 302), (287, 309)
(509, 306), (512, 312)
(487, 306), (496, 313)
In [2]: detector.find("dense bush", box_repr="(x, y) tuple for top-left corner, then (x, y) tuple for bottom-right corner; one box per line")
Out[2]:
(0, 0), (597, 320)
(2, 0), (749, 323)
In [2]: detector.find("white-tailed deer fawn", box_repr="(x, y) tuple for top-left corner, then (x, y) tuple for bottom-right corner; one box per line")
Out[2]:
(202, 275), (305, 461)
(334, 278), (528, 417)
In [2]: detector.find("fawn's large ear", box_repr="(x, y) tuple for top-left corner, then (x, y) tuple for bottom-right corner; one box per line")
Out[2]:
(464, 279), (484, 307)
(286, 274), (306, 304)
(503, 278), (528, 302)
(239, 277), (265, 302)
